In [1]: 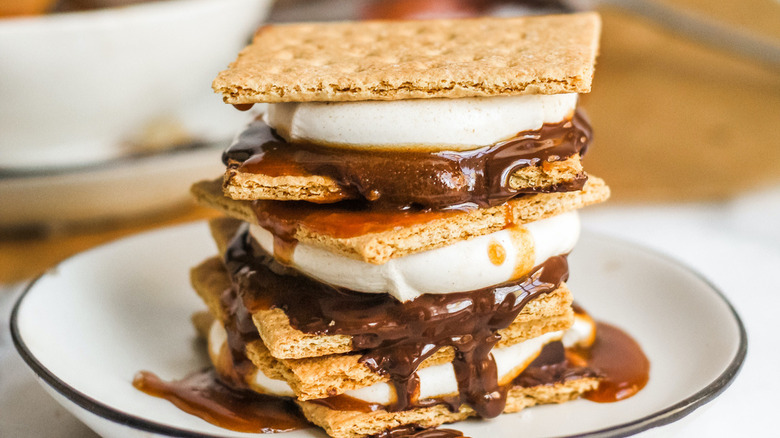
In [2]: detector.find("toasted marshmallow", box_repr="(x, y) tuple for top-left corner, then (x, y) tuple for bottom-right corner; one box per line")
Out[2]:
(249, 211), (579, 302)
(265, 94), (578, 150)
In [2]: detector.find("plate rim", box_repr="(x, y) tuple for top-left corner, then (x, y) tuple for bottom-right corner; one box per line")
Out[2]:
(9, 225), (748, 438)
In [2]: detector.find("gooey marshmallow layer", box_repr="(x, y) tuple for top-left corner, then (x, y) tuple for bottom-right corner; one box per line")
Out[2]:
(249, 210), (580, 302)
(265, 93), (578, 150)
(208, 313), (596, 405)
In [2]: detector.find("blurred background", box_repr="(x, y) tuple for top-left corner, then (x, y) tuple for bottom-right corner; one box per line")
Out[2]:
(0, 0), (778, 436)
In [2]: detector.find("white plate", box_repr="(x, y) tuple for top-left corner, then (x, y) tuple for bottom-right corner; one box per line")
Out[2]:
(10, 223), (746, 438)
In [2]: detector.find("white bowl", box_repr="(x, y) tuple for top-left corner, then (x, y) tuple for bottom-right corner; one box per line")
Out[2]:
(0, 0), (271, 169)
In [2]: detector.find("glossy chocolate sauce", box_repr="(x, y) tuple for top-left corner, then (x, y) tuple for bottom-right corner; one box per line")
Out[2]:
(370, 425), (466, 438)
(132, 369), (310, 433)
(222, 111), (591, 209)
(219, 277), (265, 389)
(513, 341), (600, 388)
(224, 226), (569, 417)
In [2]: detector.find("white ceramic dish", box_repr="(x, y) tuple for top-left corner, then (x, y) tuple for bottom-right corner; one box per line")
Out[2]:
(10, 223), (746, 437)
(0, 0), (271, 169)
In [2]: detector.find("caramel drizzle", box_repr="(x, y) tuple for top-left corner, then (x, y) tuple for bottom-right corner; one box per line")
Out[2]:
(223, 226), (569, 417)
(572, 322), (650, 402)
(223, 110), (591, 209)
(132, 369), (310, 433)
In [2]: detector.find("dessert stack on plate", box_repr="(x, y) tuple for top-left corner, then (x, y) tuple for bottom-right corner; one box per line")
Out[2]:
(190, 13), (611, 437)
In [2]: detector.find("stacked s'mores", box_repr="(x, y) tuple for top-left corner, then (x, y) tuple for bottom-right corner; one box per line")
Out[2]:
(190, 13), (610, 437)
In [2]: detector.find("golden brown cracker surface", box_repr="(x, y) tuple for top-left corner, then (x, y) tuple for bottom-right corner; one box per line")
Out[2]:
(223, 155), (584, 203)
(297, 377), (599, 438)
(214, 13), (600, 103)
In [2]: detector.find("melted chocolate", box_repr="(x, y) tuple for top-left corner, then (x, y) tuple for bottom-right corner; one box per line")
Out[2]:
(370, 425), (466, 438)
(218, 282), (261, 388)
(224, 227), (569, 417)
(223, 111), (591, 209)
(132, 369), (310, 433)
(311, 319), (649, 416)
(514, 322), (650, 404)
(133, 301), (648, 435)
(308, 318), (649, 410)
(513, 341), (600, 388)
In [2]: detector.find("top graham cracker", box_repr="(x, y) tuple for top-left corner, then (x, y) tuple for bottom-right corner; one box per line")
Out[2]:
(213, 13), (601, 103)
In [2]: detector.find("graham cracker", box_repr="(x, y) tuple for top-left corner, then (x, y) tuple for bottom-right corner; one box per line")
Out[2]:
(190, 310), (214, 340)
(243, 298), (571, 401)
(253, 285), (572, 363)
(190, 256), (230, 323)
(192, 254), (572, 362)
(223, 155), (584, 203)
(297, 377), (599, 438)
(213, 13), (601, 103)
(207, 216), (243, 256)
(191, 176), (609, 265)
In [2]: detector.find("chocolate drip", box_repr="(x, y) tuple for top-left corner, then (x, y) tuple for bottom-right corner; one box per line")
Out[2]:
(513, 342), (601, 388)
(370, 425), (466, 438)
(224, 227), (569, 417)
(223, 110), (591, 209)
(132, 369), (310, 433)
(312, 339), (605, 415)
(219, 278), (263, 388)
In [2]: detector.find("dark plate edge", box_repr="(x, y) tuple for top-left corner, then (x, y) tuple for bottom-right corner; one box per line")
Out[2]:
(556, 231), (748, 437)
(9, 274), (242, 438)
(9, 229), (748, 438)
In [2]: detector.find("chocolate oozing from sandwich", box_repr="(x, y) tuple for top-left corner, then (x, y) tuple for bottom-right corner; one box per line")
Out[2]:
(369, 425), (466, 438)
(221, 226), (570, 418)
(223, 110), (591, 210)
